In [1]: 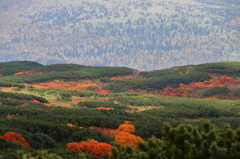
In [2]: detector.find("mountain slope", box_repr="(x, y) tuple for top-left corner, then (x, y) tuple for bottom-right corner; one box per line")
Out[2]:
(0, 0), (239, 71)
(0, 61), (240, 158)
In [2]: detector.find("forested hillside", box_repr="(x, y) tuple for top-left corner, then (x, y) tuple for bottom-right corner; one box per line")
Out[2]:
(0, 0), (239, 70)
(0, 61), (240, 158)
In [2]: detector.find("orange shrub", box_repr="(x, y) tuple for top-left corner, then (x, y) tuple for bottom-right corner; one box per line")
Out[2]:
(115, 121), (143, 148)
(117, 123), (135, 133)
(62, 123), (76, 127)
(115, 131), (143, 148)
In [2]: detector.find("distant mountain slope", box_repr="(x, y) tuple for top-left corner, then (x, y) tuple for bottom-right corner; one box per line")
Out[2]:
(211, 0), (240, 5)
(0, 0), (239, 71)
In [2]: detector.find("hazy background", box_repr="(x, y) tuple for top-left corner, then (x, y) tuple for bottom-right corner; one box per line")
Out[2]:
(0, 0), (239, 71)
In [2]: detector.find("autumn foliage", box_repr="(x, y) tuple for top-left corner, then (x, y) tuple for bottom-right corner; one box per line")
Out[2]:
(95, 87), (111, 93)
(27, 79), (98, 90)
(66, 139), (112, 159)
(44, 103), (54, 106)
(61, 123), (77, 127)
(16, 103), (28, 107)
(6, 113), (20, 118)
(1, 87), (18, 90)
(0, 132), (29, 147)
(115, 121), (143, 148)
(30, 99), (41, 103)
(93, 107), (114, 110)
(152, 75), (239, 98)
(14, 70), (56, 76)
(110, 75), (136, 80)
(89, 126), (117, 137)
(65, 121), (143, 157)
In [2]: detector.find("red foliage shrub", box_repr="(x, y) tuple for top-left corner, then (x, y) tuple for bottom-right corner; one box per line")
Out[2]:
(30, 99), (41, 103)
(0, 132), (29, 147)
(95, 87), (111, 93)
(152, 75), (240, 98)
(66, 139), (111, 159)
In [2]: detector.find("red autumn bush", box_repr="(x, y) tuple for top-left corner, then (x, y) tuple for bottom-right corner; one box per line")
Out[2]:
(0, 132), (29, 147)
(66, 139), (111, 159)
